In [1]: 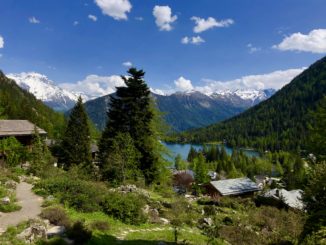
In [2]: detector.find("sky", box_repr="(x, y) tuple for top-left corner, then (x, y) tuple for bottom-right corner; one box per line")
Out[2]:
(0, 0), (326, 98)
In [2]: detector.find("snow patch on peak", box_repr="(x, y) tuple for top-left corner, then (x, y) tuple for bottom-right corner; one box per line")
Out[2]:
(7, 72), (79, 111)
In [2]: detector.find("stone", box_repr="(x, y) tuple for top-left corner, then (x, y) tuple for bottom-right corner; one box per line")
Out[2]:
(46, 195), (55, 201)
(1, 196), (10, 204)
(203, 217), (213, 226)
(5, 180), (17, 189)
(46, 226), (66, 238)
(159, 218), (170, 225)
(17, 220), (47, 243)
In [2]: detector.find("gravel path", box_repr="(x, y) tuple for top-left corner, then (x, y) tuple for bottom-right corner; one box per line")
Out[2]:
(0, 182), (43, 234)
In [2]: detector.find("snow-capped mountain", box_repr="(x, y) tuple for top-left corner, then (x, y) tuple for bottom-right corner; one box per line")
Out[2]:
(7, 72), (80, 111)
(210, 88), (276, 107)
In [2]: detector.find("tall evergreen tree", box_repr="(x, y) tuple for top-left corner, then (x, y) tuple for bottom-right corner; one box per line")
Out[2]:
(99, 68), (157, 184)
(60, 97), (91, 169)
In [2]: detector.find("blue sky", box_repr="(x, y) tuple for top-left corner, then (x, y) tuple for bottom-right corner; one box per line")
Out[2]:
(0, 0), (325, 97)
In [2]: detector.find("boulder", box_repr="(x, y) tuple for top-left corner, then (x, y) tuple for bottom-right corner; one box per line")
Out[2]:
(17, 220), (47, 243)
(203, 217), (213, 226)
(46, 226), (66, 238)
(159, 218), (170, 225)
(5, 180), (17, 189)
(1, 196), (10, 204)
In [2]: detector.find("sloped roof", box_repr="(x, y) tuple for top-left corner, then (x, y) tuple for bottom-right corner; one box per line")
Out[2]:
(261, 188), (304, 210)
(0, 120), (46, 136)
(210, 177), (260, 196)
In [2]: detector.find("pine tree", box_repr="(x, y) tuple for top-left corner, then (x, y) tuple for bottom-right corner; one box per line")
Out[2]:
(99, 68), (157, 184)
(194, 153), (208, 184)
(59, 97), (91, 169)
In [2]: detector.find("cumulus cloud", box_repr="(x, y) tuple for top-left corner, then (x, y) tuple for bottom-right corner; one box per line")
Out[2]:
(122, 61), (133, 67)
(153, 5), (177, 31)
(88, 14), (97, 21)
(73, 21), (79, 26)
(196, 68), (306, 95)
(94, 0), (132, 20)
(174, 76), (194, 91)
(273, 29), (326, 53)
(247, 43), (261, 54)
(181, 36), (205, 45)
(60, 74), (125, 100)
(191, 16), (234, 33)
(29, 16), (40, 24)
(0, 36), (4, 48)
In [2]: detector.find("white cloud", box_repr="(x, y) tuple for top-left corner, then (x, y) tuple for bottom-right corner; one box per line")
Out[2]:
(174, 76), (194, 91)
(0, 36), (4, 48)
(181, 36), (205, 45)
(60, 74), (125, 100)
(29, 16), (40, 24)
(122, 61), (133, 67)
(88, 14), (97, 21)
(247, 43), (261, 54)
(135, 17), (144, 21)
(153, 5), (177, 31)
(191, 16), (234, 33)
(273, 29), (326, 53)
(73, 21), (79, 26)
(94, 0), (132, 20)
(196, 68), (306, 94)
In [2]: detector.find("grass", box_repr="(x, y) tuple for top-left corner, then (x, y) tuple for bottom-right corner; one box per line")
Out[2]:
(0, 221), (29, 245)
(0, 185), (21, 213)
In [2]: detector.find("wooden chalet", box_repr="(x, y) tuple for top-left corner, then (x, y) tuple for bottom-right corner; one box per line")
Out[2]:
(0, 120), (47, 146)
(206, 177), (260, 198)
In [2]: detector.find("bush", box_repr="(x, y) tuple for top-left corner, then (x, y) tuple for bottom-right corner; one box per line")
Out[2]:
(34, 175), (107, 212)
(67, 221), (92, 245)
(40, 206), (70, 227)
(101, 192), (147, 225)
(89, 221), (110, 231)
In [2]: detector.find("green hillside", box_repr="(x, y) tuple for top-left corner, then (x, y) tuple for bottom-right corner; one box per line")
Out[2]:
(177, 56), (326, 152)
(0, 71), (65, 138)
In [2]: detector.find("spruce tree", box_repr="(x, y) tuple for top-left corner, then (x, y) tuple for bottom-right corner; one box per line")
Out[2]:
(60, 96), (91, 169)
(99, 68), (157, 184)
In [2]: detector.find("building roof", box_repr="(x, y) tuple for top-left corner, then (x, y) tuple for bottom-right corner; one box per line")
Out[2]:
(261, 188), (304, 210)
(0, 120), (46, 137)
(210, 177), (260, 196)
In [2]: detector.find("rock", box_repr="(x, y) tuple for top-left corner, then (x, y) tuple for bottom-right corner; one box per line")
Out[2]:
(159, 218), (170, 225)
(1, 196), (10, 204)
(17, 220), (47, 243)
(143, 204), (150, 214)
(5, 180), (17, 189)
(46, 195), (55, 201)
(46, 226), (66, 238)
(203, 217), (213, 226)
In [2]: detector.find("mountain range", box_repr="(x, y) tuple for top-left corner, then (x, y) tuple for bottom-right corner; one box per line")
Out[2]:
(178, 56), (326, 151)
(7, 71), (275, 132)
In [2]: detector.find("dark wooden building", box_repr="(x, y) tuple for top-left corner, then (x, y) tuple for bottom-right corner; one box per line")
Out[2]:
(0, 120), (47, 146)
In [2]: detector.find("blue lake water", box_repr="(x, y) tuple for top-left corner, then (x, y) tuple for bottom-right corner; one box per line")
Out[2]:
(162, 142), (260, 162)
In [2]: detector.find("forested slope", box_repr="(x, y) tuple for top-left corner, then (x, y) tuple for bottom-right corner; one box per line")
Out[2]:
(178, 56), (326, 152)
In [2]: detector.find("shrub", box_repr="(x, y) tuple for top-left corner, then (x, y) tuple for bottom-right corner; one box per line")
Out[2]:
(40, 206), (71, 227)
(34, 175), (107, 212)
(101, 192), (147, 225)
(89, 221), (110, 231)
(67, 221), (92, 245)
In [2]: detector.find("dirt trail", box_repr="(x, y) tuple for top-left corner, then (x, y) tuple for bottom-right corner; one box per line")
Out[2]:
(0, 182), (43, 234)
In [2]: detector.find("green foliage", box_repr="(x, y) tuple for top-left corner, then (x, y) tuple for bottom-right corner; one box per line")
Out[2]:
(308, 96), (326, 162)
(67, 220), (92, 245)
(34, 175), (107, 212)
(29, 128), (53, 176)
(174, 154), (187, 170)
(40, 206), (71, 227)
(0, 137), (26, 167)
(99, 68), (158, 185)
(177, 56), (326, 152)
(101, 191), (147, 225)
(59, 97), (92, 169)
(193, 153), (209, 184)
(0, 71), (65, 138)
(101, 132), (142, 185)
